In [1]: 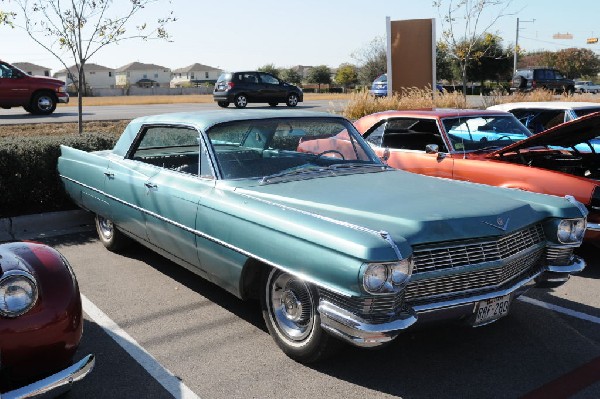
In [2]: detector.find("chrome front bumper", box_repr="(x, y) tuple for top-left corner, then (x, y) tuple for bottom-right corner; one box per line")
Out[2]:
(586, 222), (600, 232)
(2, 354), (95, 399)
(319, 256), (585, 348)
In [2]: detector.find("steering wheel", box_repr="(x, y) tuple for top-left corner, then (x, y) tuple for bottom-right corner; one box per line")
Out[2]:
(315, 150), (345, 160)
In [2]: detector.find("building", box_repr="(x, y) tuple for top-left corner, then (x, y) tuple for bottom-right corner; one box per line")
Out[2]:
(115, 62), (171, 88)
(171, 63), (222, 87)
(12, 62), (51, 77)
(54, 63), (115, 89)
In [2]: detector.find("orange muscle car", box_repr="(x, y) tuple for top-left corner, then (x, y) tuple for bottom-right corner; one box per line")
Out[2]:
(353, 109), (600, 245)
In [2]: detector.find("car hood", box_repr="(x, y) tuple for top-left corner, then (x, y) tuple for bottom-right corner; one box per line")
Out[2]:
(236, 169), (581, 248)
(490, 112), (600, 156)
(28, 75), (65, 86)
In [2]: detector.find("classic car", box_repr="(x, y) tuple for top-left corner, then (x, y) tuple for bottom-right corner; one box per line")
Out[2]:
(0, 241), (94, 398)
(58, 110), (586, 363)
(488, 101), (600, 133)
(574, 81), (600, 94)
(353, 109), (600, 246)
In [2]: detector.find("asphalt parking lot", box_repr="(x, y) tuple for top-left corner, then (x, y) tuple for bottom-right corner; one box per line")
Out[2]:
(28, 226), (599, 399)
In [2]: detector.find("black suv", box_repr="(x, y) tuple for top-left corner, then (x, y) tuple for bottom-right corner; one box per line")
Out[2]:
(511, 67), (575, 93)
(213, 71), (303, 108)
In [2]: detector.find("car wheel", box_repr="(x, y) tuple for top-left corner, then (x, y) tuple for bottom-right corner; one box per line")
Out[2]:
(261, 268), (339, 363)
(234, 94), (248, 108)
(31, 92), (57, 115)
(95, 215), (130, 252)
(268, 102), (278, 107)
(217, 101), (229, 108)
(286, 93), (299, 107)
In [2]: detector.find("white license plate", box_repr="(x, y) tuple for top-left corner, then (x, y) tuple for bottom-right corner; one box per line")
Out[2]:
(474, 295), (511, 325)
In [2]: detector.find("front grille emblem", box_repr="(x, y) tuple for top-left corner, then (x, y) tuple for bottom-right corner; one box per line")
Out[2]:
(484, 216), (510, 231)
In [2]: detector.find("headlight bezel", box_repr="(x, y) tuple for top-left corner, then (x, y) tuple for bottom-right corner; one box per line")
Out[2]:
(0, 270), (39, 318)
(557, 218), (587, 244)
(362, 257), (414, 295)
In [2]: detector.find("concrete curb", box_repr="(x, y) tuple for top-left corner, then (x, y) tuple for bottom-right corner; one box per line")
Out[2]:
(0, 210), (94, 242)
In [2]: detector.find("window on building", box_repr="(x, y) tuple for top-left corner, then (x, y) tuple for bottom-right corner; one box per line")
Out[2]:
(205, 71), (209, 79)
(143, 74), (147, 79)
(109, 72), (112, 77)
(154, 73), (158, 79)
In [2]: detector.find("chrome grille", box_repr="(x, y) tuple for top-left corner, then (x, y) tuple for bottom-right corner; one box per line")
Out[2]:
(405, 248), (544, 303)
(318, 289), (404, 323)
(545, 247), (574, 266)
(412, 224), (545, 273)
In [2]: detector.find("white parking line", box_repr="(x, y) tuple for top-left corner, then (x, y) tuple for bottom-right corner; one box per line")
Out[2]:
(519, 296), (600, 325)
(81, 294), (201, 399)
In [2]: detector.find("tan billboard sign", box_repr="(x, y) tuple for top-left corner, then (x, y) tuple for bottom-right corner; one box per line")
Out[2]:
(386, 18), (435, 95)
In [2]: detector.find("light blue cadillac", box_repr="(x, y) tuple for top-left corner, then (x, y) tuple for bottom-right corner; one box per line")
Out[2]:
(58, 110), (587, 363)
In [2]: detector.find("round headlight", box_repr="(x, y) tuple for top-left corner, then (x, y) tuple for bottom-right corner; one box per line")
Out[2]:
(363, 264), (387, 292)
(0, 271), (38, 317)
(391, 258), (413, 286)
(573, 219), (586, 241)
(557, 220), (573, 243)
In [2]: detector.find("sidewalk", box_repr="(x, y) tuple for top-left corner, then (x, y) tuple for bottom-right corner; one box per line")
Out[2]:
(0, 210), (94, 242)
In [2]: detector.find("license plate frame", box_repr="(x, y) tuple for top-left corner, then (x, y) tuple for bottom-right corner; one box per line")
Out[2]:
(474, 294), (511, 326)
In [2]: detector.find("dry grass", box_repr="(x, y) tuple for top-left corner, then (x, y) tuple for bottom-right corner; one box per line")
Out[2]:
(480, 88), (600, 108)
(342, 88), (467, 120)
(0, 120), (128, 138)
(58, 93), (351, 107)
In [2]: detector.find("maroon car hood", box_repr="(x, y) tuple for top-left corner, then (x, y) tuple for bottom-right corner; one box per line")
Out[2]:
(490, 111), (600, 156)
(29, 75), (65, 86)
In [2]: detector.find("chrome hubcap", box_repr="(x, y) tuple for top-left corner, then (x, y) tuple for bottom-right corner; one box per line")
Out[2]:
(97, 216), (114, 240)
(37, 96), (52, 111)
(269, 271), (314, 342)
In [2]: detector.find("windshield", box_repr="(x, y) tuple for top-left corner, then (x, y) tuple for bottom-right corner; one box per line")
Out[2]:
(374, 74), (387, 83)
(442, 115), (532, 152)
(206, 117), (382, 180)
(574, 108), (600, 118)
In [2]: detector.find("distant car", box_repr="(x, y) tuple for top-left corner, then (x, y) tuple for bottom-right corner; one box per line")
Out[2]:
(0, 60), (69, 114)
(59, 109), (586, 363)
(213, 71), (303, 108)
(574, 81), (600, 94)
(370, 73), (443, 97)
(511, 67), (575, 94)
(488, 101), (600, 133)
(353, 108), (600, 246)
(0, 241), (94, 398)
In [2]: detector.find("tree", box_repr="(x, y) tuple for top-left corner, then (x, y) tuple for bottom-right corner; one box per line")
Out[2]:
(436, 42), (457, 82)
(466, 33), (513, 86)
(13, 0), (175, 134)
(335, 63), (358, 92)
(351, 36), (387, 86)
(279, 68), (302, 85)
(434, 0), (514, 95)
(257, 63), (280, 78)
(554, 48), (600, 79)
(519, 50), (557, 69)
(306, 65), (331, 92)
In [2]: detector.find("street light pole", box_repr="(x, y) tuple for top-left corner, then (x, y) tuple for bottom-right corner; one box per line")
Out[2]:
(514, 17), (535, 76)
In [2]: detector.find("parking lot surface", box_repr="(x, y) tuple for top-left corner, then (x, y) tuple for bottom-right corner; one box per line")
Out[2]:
(33, 230), (600, 399)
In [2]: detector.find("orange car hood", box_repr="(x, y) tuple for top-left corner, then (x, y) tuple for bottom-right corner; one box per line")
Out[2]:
(490, 111), (600, 156)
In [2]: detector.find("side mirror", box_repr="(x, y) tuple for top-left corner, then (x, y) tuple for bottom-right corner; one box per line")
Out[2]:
(425, 144), (439, 154)
(381, 147), (390, 162)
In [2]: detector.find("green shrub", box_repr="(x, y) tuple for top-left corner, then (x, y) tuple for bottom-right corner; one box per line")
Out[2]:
(0, 133), (117, 218)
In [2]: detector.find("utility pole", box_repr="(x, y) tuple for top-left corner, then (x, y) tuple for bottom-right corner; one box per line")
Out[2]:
(514, 17), (535, 75)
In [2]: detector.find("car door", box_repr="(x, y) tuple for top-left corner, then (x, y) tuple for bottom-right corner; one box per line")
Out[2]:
(240, 72), (260, 101)
(0, 62), (29, 106)
(258, 73), (285, 102)
(365, 118), (454, 178)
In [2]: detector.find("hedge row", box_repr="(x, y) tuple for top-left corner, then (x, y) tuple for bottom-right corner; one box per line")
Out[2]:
(0, 133), (117, 218)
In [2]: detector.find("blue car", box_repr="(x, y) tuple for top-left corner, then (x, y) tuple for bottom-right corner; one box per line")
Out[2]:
(370, 73), (442, 96)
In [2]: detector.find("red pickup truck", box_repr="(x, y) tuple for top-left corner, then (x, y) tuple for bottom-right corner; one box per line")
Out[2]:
(0, 60), (69, 115)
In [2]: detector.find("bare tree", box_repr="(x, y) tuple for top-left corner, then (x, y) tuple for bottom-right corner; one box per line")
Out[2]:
(14, 0), (176, 133)
(434, 0), (514, 95)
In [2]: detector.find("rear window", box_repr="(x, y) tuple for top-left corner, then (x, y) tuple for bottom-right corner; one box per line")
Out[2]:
(216, 73), (231, 83)
(574, 108), (600, 117)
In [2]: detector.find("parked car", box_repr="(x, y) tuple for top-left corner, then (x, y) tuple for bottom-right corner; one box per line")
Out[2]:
(488, 101), (600, 133)
(511, 67), (575, 93)
(369, 73), (443, 97)
(0, 241), (94, 398)
(58, 110), (586, 363)
(353, 109), (600, 246)
(574, 81), (600, 94)
(0, 60), (69, 114)
(212, 71), (303, 108)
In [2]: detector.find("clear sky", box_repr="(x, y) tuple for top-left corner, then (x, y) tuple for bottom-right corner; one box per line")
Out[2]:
(3, 0), (599, 73)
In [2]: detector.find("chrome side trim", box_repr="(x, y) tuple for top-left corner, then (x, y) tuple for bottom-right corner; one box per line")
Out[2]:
(60, 175), (357, 297)
(546, 255), (586, 274)
(586, 222), (600, 232)
(318, 300), (417, 347)
(2, 354), (95, 399)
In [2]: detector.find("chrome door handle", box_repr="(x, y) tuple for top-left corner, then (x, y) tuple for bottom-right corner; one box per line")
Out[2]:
(104, 172), (114, 178)
(144, 182), (158, 189)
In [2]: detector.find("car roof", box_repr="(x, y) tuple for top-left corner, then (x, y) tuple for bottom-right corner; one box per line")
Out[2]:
(364, 108), (511, 119)
(488, 102), (600, 111)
